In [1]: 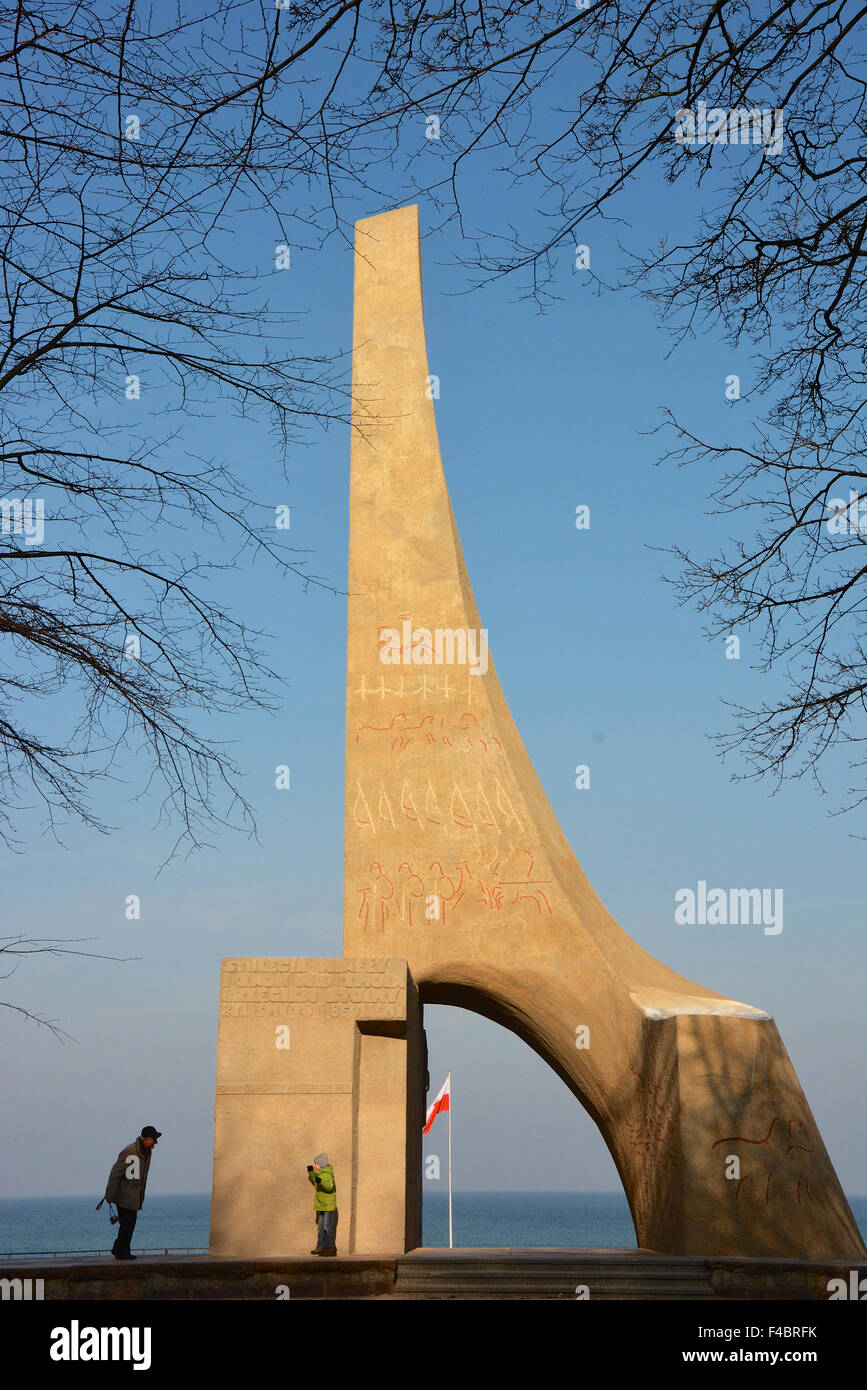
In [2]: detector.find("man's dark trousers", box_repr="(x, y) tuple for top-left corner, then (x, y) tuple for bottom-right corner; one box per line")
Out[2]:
(112, 1206), (137, 1257)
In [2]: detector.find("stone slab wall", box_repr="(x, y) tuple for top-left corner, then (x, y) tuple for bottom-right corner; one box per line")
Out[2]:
(209, 957), (421, 1256)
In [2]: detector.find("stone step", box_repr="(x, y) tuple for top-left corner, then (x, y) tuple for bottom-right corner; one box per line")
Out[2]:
(393, 1250), (864, 1300)
(396, 1260), (712, 1299)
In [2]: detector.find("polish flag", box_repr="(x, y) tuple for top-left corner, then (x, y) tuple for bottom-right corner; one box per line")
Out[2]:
(423, 1075), (450, 1134)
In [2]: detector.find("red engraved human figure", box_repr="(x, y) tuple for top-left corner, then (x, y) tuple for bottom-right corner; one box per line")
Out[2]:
(396, 861), (426, 928)
(428, 858), (472, 923)
(355, 861), (396, 931)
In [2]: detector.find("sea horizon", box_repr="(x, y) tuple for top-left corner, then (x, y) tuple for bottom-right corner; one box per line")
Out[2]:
(3, 1191), (866, 1257)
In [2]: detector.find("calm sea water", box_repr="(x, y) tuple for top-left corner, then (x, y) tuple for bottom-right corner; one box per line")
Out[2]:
(1, 1192), (865, 1256)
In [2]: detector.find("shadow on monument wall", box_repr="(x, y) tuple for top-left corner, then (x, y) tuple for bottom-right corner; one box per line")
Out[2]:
(667, 1011), (866, 1260)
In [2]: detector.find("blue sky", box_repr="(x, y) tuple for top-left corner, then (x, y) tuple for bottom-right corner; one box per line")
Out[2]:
(1, 59), (864, 1214)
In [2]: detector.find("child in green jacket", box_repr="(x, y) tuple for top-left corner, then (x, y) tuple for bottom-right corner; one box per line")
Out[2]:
(308, 1153), (338, 1256)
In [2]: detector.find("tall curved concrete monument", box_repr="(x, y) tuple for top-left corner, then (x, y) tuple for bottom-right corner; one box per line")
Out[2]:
(210, 204), (864, 1263)
(344, 204), (865, 1260)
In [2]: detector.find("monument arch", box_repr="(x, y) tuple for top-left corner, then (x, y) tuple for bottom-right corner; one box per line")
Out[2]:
(342, 205), (864, 1261)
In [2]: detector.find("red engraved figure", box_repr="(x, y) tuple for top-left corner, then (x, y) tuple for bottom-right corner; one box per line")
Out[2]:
(355, 861), (396, 932)
(477, 849), (552, 916)
(627, 1063), (679, 1180)
(354, 708), (504, 755)
(396, 861), (426, 928)
(712, 1112), (818, 1206)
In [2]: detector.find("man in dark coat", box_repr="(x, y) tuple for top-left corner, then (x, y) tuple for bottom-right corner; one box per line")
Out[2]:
(104, 1126), (161, 1259)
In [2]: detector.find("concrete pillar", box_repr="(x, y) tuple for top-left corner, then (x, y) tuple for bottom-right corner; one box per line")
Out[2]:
(210, 958), (422, 1256)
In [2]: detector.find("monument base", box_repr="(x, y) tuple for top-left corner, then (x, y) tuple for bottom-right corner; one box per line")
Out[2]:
(6, 1251), (864, 1300)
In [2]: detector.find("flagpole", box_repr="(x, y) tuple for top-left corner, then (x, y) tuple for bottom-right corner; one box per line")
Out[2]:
(447, 1071), (453, 1250)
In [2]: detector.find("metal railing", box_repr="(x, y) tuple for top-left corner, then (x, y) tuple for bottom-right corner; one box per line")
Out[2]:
(0, 1246), (208, 1260)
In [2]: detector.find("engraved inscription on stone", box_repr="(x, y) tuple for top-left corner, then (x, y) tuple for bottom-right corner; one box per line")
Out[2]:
(219, 959), (404, 1018)
(216, 1083), (354, 1095)
(222, 958), (393, 973)
(220, 1002), (353, 1018)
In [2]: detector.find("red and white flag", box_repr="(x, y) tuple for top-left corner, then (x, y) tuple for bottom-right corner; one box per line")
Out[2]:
(422, 1074), (450, 1134)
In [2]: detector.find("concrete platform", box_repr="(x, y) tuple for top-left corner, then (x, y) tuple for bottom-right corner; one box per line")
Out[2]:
(2, 1249), (865, 1299)
(0, 1252), (394, 1301)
